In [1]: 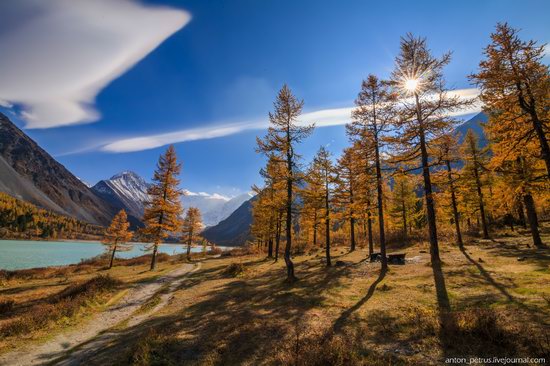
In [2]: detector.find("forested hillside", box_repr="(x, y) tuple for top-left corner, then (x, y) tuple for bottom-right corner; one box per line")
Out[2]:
(0, 192), (103, 240)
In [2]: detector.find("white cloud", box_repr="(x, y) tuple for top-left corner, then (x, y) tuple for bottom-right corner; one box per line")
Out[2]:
(101, 121), (264, 153)
(0, 99), (13, 108)
(0, 0), (190, 128)
(98, 88), (481, 153)
(183, 189), (230, 201)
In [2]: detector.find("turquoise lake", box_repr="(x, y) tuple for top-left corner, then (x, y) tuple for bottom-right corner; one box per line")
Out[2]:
(0, 240), (212, 270)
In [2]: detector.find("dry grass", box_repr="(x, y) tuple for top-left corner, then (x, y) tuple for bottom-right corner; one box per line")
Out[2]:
(0, 252), (188, 355)
(103, 226), (550, 365)
(2, 227), (549, 365)
(0, 275), (120, 338)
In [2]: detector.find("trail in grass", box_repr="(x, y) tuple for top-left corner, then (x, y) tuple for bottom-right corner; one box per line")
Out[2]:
(0, 262), (199, 366)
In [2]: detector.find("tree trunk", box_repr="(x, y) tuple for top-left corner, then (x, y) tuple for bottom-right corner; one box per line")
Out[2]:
(366, 198), (374, 257)
(402, 197), (408, 242)
(374, 136), (387, 270)
(313, 210), (318, 248)
(415, 93), (440, 264)
(523, 193), (544, 248)
(285, 169), (296, 282)
(109, 241), (117, 269)
(187, 229), (193, 261)
(472, 163), (489, 239)
(517, 200), (527, 228)
(275, 213), (281, 261)
(325, 180), (331, 267)
(350, 216), (356, 252)
(528, 110), (550, 178)
(150, 243), (159, 271)
(446, 160), (463, 247)
(268, 237), (273, 258)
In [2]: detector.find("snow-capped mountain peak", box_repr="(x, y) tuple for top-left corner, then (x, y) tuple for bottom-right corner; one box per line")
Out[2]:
(92, 171), (253, 227)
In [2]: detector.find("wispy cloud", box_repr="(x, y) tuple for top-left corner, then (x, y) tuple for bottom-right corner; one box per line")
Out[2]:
(0, 0), (190, 128)
(99, 88), (481, 153)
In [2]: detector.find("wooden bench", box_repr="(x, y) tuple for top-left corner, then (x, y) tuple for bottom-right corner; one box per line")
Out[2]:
(370, 252), (382, 262)
(388, 253), (406, 265)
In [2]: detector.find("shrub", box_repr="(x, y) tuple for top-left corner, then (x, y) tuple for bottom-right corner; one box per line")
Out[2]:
(222, 263), (246, 277)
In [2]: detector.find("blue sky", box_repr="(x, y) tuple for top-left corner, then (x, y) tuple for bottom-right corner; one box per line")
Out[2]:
(1, 0), (549, 197)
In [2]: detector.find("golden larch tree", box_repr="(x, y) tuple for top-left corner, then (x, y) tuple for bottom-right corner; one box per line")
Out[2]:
(387, 33), (473, 265)
(142, 145), (183, 271)
(102, 209), (133, 269)
(181, 207), (202, 260)
(349, 74), (396, 269)
(256, 85), (314, 282)
(471, 23), (550, 178)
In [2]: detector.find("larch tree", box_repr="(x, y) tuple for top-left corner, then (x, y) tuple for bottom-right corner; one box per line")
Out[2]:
(302, 161), (325, 250)
(389, 171), (419, 242)
(102, 209), (133, 269)
(256, 85), (314, 282)
(431, 134), (464, 247)
(461, 129), (491, 239)
(312, 146), (337, 266)
(350, 139), (377, 258)
(349, 74), (396, 269)
(489, 132), (548, 248)
(251, 156), (286, 259)
(182, 207), (202, 260)
(388, 33), (473, 264)
(470, 23), (550, 178)
(335, 147), (362, 252)
(142, 145), (183, 271)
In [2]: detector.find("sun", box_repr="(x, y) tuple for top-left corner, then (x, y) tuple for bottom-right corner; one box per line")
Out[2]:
(404, 78), (419, 92)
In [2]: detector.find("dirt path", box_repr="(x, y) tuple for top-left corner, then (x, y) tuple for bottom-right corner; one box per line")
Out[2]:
(0, 262), (199, 366)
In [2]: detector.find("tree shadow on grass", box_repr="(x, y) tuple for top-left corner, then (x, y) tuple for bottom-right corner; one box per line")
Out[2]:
(44, 257), (358, 365)
(332, 267), (387, 333)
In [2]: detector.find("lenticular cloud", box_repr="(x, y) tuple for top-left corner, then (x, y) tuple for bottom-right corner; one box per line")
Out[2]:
(0, 0), (190, 128)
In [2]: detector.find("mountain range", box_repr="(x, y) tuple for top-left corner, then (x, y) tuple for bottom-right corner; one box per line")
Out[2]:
(91, 171), (253, 227)
(0, 112), (253, 231)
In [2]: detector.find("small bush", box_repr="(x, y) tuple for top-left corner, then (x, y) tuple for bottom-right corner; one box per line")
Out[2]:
(222, 263), (246, 277)
(207, 246), (223, 255)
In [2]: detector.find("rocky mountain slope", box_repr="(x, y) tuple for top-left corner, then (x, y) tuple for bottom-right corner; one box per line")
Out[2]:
(0, 112), (116, 225)
(201, 197), (255, 246)
(92, 171), (150, 225)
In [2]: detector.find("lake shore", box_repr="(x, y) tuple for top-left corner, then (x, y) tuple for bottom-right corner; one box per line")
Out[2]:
(0, 239), (228, 271)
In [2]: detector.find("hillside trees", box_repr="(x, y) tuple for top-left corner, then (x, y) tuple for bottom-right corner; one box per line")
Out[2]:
(182, 207), (202, 260)
(0, 192), (103, 240)
(142, 145), (183, 271)
(102, 209), (133, 269)
(256, 85), (314, 282)
(471, 23), (550, 178)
